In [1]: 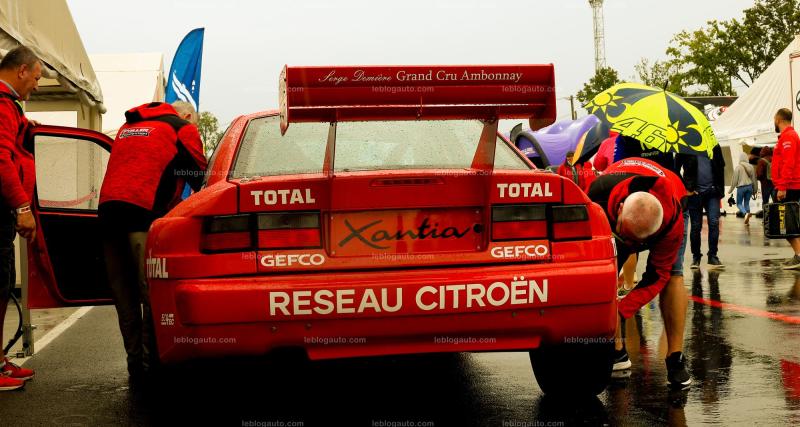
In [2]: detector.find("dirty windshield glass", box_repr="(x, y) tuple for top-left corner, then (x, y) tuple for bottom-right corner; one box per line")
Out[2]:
(334, 120), (529, 172)
(232, 117), (530, 177)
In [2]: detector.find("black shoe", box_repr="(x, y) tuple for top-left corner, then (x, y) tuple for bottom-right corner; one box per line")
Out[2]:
(690, 258), (701, 270)
(613, 348), (632, 371)
(707, 256), (724, 269)
(665, 352), (691, 388)
(736, 212), (745, 218)
(782, 255), (800, 270)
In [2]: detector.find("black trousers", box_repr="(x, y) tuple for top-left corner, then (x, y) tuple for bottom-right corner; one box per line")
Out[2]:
(102, 230), (157, 372)
(0, 208), (15, 303)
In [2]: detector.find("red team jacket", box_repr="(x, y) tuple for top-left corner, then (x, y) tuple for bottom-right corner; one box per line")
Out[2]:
(557, 161), (596, 192)
(0, 83), (34, 209)
(99, 103), (207, 228)
(772, 126), (800, 191)
(587, 158), (686, 319)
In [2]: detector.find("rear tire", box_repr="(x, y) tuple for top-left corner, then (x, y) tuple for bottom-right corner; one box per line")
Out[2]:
(529, 342), (613, 396)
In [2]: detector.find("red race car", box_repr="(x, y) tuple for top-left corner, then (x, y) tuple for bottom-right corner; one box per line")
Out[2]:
(26, 65), (617, 395)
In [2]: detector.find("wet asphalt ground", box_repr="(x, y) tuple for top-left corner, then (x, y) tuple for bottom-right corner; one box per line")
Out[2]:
(1, 214), (799, 426)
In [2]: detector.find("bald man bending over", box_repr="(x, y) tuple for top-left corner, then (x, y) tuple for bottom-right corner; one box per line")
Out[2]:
(587, 157), (691, 388)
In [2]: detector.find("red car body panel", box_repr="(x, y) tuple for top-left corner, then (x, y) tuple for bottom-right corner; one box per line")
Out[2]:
(26, 65), (618, 364)
(149, 258), (616, 363)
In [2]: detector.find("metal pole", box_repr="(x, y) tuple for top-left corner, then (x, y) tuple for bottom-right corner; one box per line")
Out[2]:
(20, 238), (34, 357)
(570, 95), (577, 120)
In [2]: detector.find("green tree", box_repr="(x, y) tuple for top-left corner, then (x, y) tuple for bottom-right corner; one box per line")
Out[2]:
(666, 0), (800, 96)
(634, 58), (686, 96)
(666, 23), (734, 96)
(197, 111), (223, 153)
(576, 67), (620, 105)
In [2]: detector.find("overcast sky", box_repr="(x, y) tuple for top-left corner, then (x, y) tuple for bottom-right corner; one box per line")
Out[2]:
(66, 0), (757, 125)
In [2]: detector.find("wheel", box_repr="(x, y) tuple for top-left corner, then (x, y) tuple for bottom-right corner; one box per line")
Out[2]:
(529, 342), (613, 396)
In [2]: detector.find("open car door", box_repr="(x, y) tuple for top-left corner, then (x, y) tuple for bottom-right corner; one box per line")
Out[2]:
(26, 125), (114, 308)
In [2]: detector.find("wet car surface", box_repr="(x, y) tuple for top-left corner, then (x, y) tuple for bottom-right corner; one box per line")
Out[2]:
(1, 214), (799, 426)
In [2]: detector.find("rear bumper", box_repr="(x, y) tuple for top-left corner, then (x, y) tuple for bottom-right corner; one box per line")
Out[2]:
(149, 259), (617, 363)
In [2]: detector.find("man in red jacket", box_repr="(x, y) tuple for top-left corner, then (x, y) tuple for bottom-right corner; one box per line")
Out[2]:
(557, 151), (595, 192)
(587, 158), (691, 388)
(771, 108), (800, 269)
(0, 46), (39, 391)
(99, 102), (207, 377)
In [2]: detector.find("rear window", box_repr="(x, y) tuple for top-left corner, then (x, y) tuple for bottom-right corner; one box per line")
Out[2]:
(233, 117), (329, 178)
(232, 116), (530, 178)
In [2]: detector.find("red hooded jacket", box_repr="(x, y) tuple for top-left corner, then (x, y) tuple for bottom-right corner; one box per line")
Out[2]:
(99, 102), (207, 230)
(592, 131), (618, 172)
(772, 126), (800, 191)
(0, 82), (34, 209)
(557, 160), (596, 193)
(587, 158), (686, 319)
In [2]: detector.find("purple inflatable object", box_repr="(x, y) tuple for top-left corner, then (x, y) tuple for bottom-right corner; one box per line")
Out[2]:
(508, 115), (602, 168)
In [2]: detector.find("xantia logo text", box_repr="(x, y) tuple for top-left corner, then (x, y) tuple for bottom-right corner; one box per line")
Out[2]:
(338, 217), (482, 250)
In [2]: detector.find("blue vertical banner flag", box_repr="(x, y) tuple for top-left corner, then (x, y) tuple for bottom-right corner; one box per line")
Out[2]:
(165, 28), (204, 111)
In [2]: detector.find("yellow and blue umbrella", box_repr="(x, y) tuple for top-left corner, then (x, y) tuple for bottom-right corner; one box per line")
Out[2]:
(584, 82), (718, 158)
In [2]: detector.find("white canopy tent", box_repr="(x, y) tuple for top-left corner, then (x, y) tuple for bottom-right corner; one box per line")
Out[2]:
(90, 53), (166, 137)
(0, 0), (106, 130)
(713, 35), (800, 148)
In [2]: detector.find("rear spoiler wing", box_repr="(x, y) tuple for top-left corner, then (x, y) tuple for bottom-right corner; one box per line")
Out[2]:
(279, 65), (556, 135)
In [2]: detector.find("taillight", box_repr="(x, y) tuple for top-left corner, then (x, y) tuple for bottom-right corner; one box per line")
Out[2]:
(201, 214), (252, 252)
(490, 204), (592, 242)
(551, 205), (591, 241)
(491, 205), (548, 240)
(201, 211), (322, 253)
(257, 212), (321, 249)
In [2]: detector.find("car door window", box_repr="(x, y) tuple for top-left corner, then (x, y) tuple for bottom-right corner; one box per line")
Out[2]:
(35, 135), (109, 211)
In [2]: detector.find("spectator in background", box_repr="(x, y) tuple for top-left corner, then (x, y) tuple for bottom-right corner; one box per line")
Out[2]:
(772, 108), (800, 269)
(729, 151), (758, 225)
(592, 131), (618, 172)
(756, 146), (774, 207)
(749, 146), (761, 166)
(557, 150), (595, 192)
(676, 145), (726, 269)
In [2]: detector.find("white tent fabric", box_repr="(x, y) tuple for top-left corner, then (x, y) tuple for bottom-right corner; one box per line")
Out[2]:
(0, 0), (105, 112)
(713, 35), (800, 147)
(90, 53), (165, 136)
